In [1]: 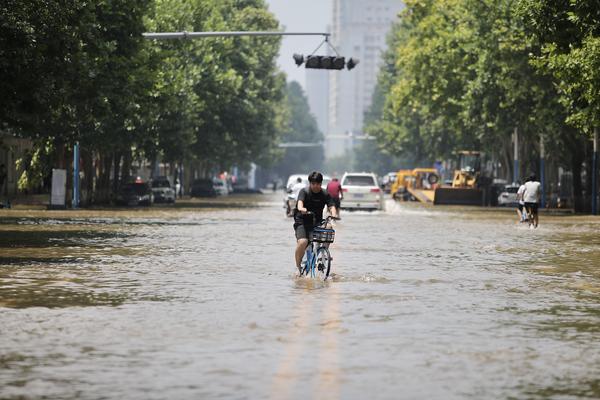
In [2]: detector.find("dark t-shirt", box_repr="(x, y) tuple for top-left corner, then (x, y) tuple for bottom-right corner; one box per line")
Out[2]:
(294, 188), (335, 226)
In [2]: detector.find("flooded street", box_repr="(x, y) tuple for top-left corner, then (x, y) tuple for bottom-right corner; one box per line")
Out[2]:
(1, 193), (600, 399)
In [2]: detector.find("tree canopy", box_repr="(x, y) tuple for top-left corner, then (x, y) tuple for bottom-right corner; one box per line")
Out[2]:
(364, 0), (598, 207)
(0, 0), (289, 201)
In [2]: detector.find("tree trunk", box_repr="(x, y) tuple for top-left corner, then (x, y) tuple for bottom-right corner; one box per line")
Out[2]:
(93, 152), (109, 204)
(81, 148), (94, 206)
(121, 151), (132, 183)
(113, 152), (121, 195)
(571, 150), (584, 212)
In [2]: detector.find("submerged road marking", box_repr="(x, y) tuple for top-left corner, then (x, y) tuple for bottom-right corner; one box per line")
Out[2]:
(269, 279), (341, 399)
(269, 285), (313, 399)
(315, 284), (341, 399)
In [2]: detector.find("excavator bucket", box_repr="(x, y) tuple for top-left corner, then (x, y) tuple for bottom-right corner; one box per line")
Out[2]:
(433, 187), (484, 205)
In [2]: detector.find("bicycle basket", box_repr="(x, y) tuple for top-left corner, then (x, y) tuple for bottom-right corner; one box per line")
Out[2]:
(312, 227), (335, 243)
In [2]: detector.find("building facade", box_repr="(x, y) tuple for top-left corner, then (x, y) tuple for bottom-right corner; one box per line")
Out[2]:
(326, 0), (404, 157)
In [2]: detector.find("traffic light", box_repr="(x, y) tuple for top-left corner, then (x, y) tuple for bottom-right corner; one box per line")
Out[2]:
(293, 53), (304, 66)
(346, 57), (359, 70)
(292, 54), (358, 71)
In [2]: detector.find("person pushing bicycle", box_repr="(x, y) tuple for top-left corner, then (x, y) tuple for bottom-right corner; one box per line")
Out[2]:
(293, 171), (338, 275)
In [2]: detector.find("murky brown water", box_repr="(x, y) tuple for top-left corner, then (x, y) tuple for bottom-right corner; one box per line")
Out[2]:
(1, 194), (600, 399)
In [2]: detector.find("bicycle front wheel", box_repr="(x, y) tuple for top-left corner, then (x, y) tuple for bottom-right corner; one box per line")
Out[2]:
(314, 247), (332, 280)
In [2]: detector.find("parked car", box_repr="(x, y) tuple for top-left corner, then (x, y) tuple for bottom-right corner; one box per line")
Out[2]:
(497, 184), (520, 206)
(340, 172), (384, 210)
(191, 178), (217, 197)
(213, 178), (230, 196)
(381, 172), (397, 193)
(151, 176), (176, 203)
(116, 179), (154, 206)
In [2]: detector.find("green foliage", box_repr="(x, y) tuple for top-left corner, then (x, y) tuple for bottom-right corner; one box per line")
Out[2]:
(1, 0), (288, 199)
(145, 0), (285, 171)
(365, 0), (592, 182)
(518, 0), (600, 133)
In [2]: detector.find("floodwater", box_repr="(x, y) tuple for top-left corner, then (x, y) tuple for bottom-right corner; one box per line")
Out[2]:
(1, 193), (599, 400)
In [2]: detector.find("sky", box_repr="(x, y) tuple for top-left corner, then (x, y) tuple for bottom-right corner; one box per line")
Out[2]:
(264, 0), (332, 89)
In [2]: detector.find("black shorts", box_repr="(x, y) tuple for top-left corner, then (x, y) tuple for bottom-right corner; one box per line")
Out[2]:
(294, 224), (313, 241)
(333, 198), (340, 209)
(524, 202), (538, 213)
(517, 203), (524, 211)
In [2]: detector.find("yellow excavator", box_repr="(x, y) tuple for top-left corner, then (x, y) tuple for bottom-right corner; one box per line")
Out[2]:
(391, 168), (441, 204)
(434, 151), (484, 205)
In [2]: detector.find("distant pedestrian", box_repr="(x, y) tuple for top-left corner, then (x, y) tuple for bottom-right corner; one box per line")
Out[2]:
(175, 178), (181, 199)
(326, 177), (343, 218)
(523, 173), (542, 228)
(516, 181), (526, 223)
(286, 177), (305, 217)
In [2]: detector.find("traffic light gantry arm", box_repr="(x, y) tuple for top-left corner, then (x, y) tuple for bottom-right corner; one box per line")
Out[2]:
(142, 31), (331, 40)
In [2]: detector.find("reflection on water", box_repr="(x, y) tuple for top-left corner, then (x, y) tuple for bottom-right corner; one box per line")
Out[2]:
(1, 195), (600, 399)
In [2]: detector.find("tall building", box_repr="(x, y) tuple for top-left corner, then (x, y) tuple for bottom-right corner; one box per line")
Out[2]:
(327, 0), (404, 157)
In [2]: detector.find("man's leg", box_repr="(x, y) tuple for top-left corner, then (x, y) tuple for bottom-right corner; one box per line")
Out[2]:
(295, 238), (308, 272)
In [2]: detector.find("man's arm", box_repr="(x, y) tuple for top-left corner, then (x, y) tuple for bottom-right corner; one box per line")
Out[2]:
(297, 200), (307, 214)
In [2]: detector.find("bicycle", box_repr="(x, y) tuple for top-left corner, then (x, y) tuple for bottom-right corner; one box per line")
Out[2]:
(524, 204), (538, 229)
(300, 214), (338, 280)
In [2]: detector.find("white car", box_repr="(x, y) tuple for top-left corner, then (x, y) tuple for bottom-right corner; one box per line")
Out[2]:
(497, 184), (520, 206)
(340, 172), (384, 210)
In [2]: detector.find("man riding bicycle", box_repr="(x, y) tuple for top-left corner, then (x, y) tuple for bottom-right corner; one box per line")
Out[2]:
(293, 171), (338, 275)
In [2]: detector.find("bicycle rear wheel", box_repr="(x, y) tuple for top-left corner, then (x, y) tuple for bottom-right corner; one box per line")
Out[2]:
(314, 247), (332, 280)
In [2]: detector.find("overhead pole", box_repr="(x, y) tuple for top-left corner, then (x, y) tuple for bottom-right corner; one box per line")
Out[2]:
(143, 31), (331, 40)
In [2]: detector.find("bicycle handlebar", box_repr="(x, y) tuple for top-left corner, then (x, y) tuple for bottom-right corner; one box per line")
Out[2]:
(303, 211), (339, 226)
